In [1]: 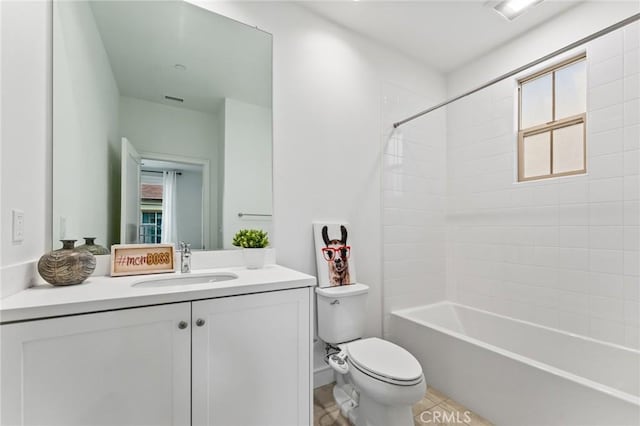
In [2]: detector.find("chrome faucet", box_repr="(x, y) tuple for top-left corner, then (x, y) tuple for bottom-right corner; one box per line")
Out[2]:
(178, 241), (191, 273)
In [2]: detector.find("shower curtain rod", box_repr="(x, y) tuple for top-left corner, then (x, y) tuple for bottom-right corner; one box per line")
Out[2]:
(393, 13), (640, 129)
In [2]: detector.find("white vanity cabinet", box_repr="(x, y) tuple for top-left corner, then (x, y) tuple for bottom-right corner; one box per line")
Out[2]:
(1, 302), (192, 426)
(192, 288), (311, 426)
(1, 287), (312, 426)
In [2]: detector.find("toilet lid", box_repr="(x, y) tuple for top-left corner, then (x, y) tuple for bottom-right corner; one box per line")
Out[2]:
(346, 338), (423, 384)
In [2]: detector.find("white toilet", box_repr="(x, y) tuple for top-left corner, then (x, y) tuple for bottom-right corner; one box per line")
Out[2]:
(316, 283), (426, 426)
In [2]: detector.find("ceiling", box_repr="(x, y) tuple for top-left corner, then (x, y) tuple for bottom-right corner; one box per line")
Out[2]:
(89, 1), (272, 114)
(303, 1), (584, 73)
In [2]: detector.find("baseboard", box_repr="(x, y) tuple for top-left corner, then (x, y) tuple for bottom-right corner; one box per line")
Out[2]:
(314, 365), (334, 388)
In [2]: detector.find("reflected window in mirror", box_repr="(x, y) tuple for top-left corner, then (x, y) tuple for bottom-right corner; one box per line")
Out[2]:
(140, 171), (163, 244)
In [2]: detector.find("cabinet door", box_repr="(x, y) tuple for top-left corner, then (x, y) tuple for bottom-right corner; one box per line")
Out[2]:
(192, 288), (311, 426)
(1, 303), (191, 426)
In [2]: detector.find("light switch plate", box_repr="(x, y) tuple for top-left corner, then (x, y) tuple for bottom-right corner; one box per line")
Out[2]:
(12, 209), (24, 243)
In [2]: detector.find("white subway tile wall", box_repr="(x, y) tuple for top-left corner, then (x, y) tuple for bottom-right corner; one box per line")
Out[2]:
(381, 82), (447, 336)
(445, 23), (640, 349)
(382, 23), (640, 349)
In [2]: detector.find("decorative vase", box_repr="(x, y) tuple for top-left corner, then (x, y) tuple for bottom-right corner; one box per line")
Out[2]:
(37, 240), (97, 286)
(76, 237), (110, 255)
(243, 248), (266, 269)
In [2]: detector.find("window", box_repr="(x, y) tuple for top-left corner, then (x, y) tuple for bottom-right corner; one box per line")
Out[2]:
(140, 211), (162, 243)
(518, 54), (586, 181)
(139, 170), (163, 243)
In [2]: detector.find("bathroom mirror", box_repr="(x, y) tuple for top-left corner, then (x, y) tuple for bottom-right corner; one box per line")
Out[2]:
(53, 0), (273, 251)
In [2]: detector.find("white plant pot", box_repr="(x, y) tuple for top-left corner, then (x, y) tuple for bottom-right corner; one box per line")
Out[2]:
(243, 248), (266, 269)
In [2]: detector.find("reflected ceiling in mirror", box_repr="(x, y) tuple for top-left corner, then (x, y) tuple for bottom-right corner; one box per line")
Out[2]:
(53, 0), (273, 252)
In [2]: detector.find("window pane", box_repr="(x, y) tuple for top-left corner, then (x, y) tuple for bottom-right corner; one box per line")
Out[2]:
(555, 60), (586, 119)
(523, 132), (551, 178)
(521, 74), (552, 129)
(553, 123), (584, 174)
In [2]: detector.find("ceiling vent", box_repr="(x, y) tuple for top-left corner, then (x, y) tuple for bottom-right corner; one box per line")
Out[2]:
(164, 95), (184, 103)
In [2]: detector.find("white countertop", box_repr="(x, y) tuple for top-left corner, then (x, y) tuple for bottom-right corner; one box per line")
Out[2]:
(0, 264), (316, 323)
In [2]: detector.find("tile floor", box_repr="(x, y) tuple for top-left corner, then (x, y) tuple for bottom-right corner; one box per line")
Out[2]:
(314, 383), (493, 426)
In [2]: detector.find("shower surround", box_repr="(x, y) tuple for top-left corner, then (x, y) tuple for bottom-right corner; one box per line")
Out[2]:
(445, 23), (639, 349)
(383, 21), (639, 350)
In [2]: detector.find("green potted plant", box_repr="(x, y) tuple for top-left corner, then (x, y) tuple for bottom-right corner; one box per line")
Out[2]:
(232, 229), (269, 269)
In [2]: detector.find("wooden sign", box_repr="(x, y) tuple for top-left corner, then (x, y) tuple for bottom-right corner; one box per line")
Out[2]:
(111, 244), (175, 277)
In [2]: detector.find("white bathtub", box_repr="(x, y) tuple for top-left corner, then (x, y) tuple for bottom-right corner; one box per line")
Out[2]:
(390, 301), (640, 426)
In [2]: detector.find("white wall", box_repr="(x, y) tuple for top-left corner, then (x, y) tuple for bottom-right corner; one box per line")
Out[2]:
(3, 0), (635, 351)
(0, 1), (51, 293)
(0, 2), (445, 318)
(119, 96), (221, 249)
(176, 169), (204, 248)
(192, 2), (446, 344)
(446, 22), (640, 349)
(222, 98), (272, 249)
(52, 1), (120, 248)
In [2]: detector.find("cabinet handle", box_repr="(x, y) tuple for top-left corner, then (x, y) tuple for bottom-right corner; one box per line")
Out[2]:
(178, 321), (188, 330)
(196, 318), (206, 327)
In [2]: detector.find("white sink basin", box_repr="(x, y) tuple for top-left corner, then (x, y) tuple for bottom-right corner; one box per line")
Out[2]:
(132, 273), (239, 288)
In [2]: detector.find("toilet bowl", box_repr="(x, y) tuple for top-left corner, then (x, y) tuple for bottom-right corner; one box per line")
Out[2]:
(316, 284), (425, 426)
(341, 338), (426, 426)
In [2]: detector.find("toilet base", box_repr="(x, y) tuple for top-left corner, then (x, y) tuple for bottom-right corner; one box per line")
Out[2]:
(333, 375), (358, 423)
(324, 338), (424, 426)
(331, 374), (418, 426)
(354, 393), (414, 426)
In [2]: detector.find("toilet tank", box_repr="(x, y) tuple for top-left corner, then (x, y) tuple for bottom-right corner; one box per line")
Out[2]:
(315, 283), (369, 345)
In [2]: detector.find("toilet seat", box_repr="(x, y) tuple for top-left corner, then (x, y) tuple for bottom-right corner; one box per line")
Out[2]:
(346, 338), (423, 386)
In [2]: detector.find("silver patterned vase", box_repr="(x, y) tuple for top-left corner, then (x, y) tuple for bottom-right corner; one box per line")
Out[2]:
(37, 240), (96, 286)
(76, 237), (109, 255)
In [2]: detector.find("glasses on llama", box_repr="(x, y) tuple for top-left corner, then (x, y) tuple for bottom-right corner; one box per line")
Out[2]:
(321, 246), (351, 262)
